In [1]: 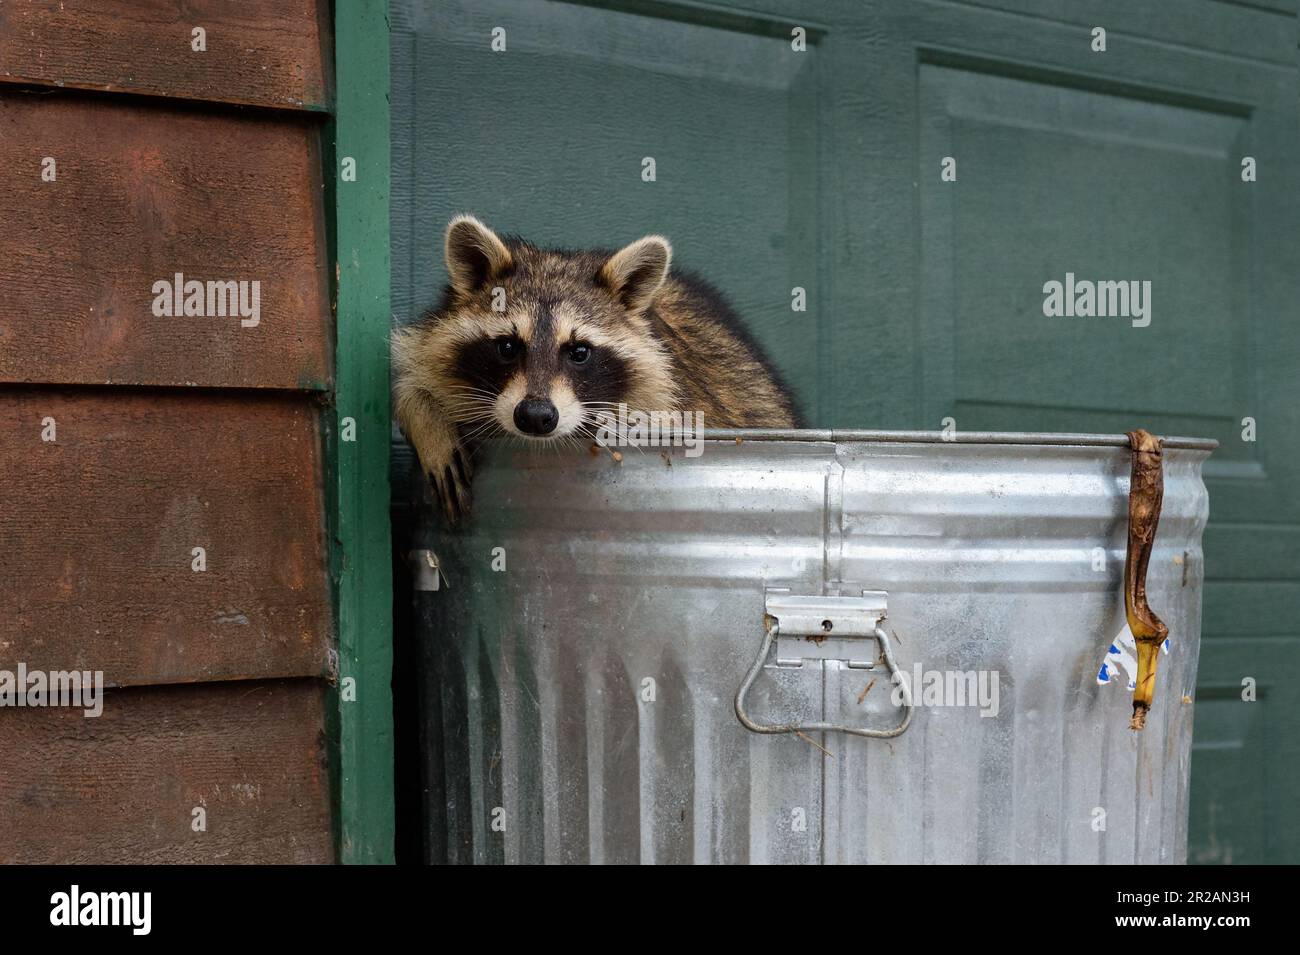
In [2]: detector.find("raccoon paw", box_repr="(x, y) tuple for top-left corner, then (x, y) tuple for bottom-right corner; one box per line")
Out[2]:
(396, 393), (475, 526)
(427, 445), (473, 526)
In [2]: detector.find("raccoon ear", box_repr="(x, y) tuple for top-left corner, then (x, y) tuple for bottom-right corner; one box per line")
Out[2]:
(445, 215), (513, 294)
(598, 236), (672, 313)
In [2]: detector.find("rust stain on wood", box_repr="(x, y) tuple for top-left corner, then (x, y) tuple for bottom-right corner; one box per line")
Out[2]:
(0, 389), (333, 686)
(0, 0), (328, 110)
(0, 679), (333, 863)
(0, 92), (331, 389)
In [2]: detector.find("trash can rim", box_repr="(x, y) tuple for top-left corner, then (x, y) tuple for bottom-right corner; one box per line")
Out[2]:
(685, 429), (1217, 451)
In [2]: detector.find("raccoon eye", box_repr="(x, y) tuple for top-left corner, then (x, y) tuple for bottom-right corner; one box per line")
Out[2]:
(568, 343), (593, 365)
(495, 337), (521, 362)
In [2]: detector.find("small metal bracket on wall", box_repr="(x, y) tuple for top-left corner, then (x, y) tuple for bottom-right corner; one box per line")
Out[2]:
(408, 549), (443, 592)
(734, 589), (913, 739)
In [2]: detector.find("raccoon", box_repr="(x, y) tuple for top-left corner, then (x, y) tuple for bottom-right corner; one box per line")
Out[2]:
(393, 215), (801, 524)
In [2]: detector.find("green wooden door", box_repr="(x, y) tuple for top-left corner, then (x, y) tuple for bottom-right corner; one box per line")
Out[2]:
(390, 0), (1300, 863)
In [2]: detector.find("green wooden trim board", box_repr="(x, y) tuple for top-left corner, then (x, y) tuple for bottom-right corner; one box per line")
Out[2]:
(327, 0), (395, 865)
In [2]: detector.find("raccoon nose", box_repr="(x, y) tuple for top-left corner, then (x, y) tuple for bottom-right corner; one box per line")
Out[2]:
(513, 398), (559, 436)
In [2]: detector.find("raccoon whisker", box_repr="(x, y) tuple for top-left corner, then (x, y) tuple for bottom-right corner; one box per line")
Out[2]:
(507, 433), (534, 457)
(559, 434), (585, 456)
(446, 408), (499, 423)
(440, 394), (503, 411)
(441, 401), (496, 415)
(575, 414), (649, 457)
(441, 394), (499, 408)
(443, 395), (501, 409)
(442, 391), (498, 402)
(460, 420), (506, 444)
(443, 385), (502, 398)
(448, 415), (501, 432)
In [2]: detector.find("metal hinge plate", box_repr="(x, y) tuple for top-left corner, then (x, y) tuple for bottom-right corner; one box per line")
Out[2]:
(409, 549), (443, 592)
(766, 590), (889, 669)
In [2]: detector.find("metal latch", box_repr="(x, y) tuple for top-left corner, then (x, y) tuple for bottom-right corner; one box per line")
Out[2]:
(735, 589), (913, 739)
(769, 591), (889, 668)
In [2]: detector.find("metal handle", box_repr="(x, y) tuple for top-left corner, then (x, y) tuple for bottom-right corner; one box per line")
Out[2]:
(734, 593), (914, 739)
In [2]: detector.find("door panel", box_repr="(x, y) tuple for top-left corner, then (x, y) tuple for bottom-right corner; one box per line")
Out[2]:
(917, 62), (1248, 439)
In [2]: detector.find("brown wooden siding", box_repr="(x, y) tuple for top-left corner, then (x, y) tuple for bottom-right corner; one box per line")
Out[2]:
(0, 679), (332, 864)
(0, 93), (331, 389)
(0, 0), (337, 862)
(0, 389), (333, 686)
(0, 0), (330, 110)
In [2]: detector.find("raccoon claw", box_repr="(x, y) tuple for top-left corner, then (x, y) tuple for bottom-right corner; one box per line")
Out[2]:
(429, 448), (473, 526)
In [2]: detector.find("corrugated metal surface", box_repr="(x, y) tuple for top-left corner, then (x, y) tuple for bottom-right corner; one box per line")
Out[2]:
(413, 432), (1212, 864)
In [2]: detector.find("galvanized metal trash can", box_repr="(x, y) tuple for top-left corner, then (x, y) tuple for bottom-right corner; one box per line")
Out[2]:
(410, 430), (1213, 864)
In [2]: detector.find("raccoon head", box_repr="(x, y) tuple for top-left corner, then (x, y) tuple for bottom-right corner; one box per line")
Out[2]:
(400, 215), (681, 445)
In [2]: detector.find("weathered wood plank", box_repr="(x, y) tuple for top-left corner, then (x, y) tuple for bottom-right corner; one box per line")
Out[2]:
(0, 679), (334, 863)
(0, 0), (330, 110)
(0, 92), (332, 389)
(0, 389), (333, 686)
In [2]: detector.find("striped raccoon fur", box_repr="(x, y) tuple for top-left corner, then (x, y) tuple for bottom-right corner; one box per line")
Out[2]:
(393, 215), (800, 524)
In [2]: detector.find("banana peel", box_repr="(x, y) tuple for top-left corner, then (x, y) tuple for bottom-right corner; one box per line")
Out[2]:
(1123, 429), (1168, 731)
